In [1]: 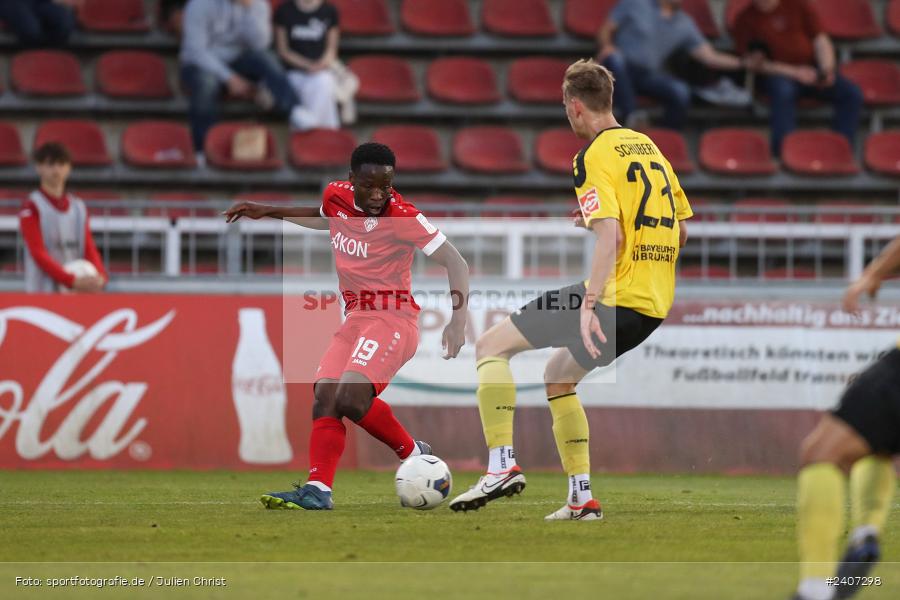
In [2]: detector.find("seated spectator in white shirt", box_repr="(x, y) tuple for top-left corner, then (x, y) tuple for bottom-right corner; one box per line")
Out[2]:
(274, 0), (341, 130)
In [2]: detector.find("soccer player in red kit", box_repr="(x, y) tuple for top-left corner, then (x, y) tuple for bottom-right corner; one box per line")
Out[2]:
(224, 143), (469, 510)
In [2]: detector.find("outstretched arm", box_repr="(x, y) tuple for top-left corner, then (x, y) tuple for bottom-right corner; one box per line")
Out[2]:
(223, 201), (329, 230)
(843, 237), (900, 313)
(427, 240), (469, 359)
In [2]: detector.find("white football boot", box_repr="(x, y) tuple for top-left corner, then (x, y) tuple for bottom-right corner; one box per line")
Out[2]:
(544, 499), (604, 521)
(448, 466), (526, 512)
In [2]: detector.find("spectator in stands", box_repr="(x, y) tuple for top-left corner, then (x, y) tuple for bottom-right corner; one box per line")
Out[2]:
(160, 0), (188, 36)
(733, 0), (863, 156)
(274, 0), (341, 130)
(598, 0), (751, 129)
(180, 0), (301, 157)
(19, 143), (107, 294)
(0, 0), (81, 47)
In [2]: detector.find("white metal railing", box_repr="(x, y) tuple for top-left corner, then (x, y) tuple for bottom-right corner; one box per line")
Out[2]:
(2, 212), (899, 280)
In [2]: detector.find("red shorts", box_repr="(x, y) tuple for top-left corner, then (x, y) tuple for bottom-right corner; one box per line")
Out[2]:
(315, 311), (419, 395)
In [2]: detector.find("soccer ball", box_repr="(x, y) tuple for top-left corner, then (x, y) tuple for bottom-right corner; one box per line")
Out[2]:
(64, 259), (98, 278)
(395, 455), (452, 510)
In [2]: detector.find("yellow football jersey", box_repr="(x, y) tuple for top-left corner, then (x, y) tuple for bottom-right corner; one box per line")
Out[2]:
(574, 127), (693, 319)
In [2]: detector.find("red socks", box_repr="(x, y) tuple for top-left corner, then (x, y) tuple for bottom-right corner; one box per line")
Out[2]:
(307, 400), (414, 489)
(356, 398), (416, 459)
(307, 417), (346, 488)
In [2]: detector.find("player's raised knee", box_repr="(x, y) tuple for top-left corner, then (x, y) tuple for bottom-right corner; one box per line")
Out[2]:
(475, 318), (521, 361)
(475, 330), (499, 361)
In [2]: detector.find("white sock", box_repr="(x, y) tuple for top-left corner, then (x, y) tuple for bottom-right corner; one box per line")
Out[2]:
(407, 442), (423, 458)
(568, 474), (592, 506)
(305, 480), (331, 493)
(849, 524), (878, 546)
(797, 578), (834, 600)
(488, 446), (517, 473)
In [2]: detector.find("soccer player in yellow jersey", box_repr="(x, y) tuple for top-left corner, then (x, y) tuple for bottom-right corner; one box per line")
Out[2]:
(449, 59), (693, 520)
(791, 236), (900, 600)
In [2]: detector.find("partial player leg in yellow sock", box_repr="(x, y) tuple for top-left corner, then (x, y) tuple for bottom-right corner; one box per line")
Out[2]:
(548, 391), (591, 505)
(476, 357), (517, 472)
(797, 462), (846, 586)
(849, 455), (896, 542)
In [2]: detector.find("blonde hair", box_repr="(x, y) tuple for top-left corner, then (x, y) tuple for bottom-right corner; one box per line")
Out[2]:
(563, 59), (615, 113)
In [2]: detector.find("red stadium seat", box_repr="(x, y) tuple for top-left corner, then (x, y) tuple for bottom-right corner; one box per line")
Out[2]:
(427, 57), (500, 104)
(0, 189), (27, 216)
(684, 197), (717, 222)
(508, 57), (569, 104)
(11, 50), (85, 96)
(122, 121), (196, 169)
(483, 196), (550, 218)
(782, 130), (859, 176)
(79, 0), (149, 32)
(482, 0), (556, 37)
(401, 0), (475, 36)
(644, 128), (695, 174)
(453, 127), (529, 174)
(233, 192), (295, 205)
(699, 128), (776, 175)
(680, 265), (731, 279)
(371, 126), (447, 173)
(348, 56), (419, 102)
(0, 123), (27, 167)
(730, 198), (793, 223)
(683, 0), (719, 38)
(34, 120), (111, 167)
(535, 128), (584, 175)
(815, 201), (879, 224)
(864, 132), (900, 176)
(74, 190), (128, 217)
(814, 0), (881, 40)
(204, 123), (282, 171)
(564, 0), (617, 39)
(332, 0), (394, 36)
(289, 129), (357, 169)
(147, 192), (215, 218)
(96, 51), (172, 99)
(841, 60), (900, 106)
(889, 0), (900, 36)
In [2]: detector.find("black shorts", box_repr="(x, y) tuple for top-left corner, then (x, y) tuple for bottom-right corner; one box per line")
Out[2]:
(509, 281), (663, 371)
(832, 348), (900, 455)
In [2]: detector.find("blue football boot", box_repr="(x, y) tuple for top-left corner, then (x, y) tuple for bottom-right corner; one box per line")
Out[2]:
(835, 534), (880, 599)
(260, 483), (333, 510)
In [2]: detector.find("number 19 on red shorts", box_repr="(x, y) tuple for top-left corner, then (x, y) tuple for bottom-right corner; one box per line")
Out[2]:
(315, 312), (420, 395)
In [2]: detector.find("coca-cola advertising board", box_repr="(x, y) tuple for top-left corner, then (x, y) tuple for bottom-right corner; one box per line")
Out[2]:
(0, 295), (342, 469)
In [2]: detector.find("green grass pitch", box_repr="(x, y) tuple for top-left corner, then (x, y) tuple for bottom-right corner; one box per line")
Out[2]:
(1, 470), (898, 599)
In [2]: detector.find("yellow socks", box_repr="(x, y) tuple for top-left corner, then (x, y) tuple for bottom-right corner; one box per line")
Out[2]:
(548, 392), (590, 477)
(797, 462), (846, 581)
(849, 455), (896, 541)
(476, 357), (516, 450)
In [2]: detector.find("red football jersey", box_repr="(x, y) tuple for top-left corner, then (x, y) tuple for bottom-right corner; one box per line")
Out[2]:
(319, 181), (446, 319)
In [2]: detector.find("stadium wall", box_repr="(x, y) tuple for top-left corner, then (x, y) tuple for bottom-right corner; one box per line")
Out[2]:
(1, 293), (896, 474)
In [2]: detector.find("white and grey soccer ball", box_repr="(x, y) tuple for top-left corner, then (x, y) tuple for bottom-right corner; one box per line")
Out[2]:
(395, 455), (452, 510)
(64, 259), (98, 278)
